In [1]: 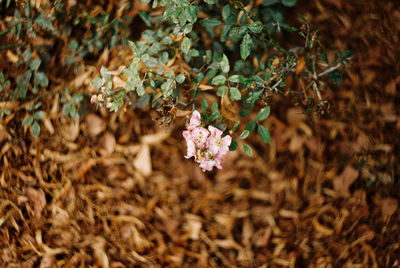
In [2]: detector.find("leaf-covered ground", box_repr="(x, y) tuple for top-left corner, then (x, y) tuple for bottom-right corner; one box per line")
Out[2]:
(1, 0), (399, 267)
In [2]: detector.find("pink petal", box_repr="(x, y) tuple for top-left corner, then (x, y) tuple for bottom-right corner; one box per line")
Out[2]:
(192, 127), (209, 148)
(208, 125), (222, 138)
(188, 110), (201, 130)
(206, 136), (220, 155)
(185, 139), (196, 159)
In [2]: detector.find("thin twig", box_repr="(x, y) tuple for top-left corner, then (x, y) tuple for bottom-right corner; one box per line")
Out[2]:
(317, 62), (342, 77)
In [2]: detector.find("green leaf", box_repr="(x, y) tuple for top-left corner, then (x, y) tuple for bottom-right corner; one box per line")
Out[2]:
(239, 109), (249, 117)
(176, 73), (185, 84)
(239, 129), (250, 139)
(181, 37), (192, 54)
(22, 115), (34, 127)
(229, 75), (241, 83)
(229, 87), (241, 101)
(243, 143), (253, 156)
(248, 21), (264, 33)
(205, 0), (215, 4)
(340, 50), (354, 61)
(0, 72), (4, 84)
(92, 77), (103, 89)
(201, 18), (221, 29)
(3, 80), (10, 89)
(222, 5), (238, 24)
(32, 121), (40, 138)
(201, 99), (208, 110)
(245, 120), (257, 133)
(161, 79), (175, 97)
(185, 6), (198, 23)
(319, 50), (329, 63)
(281, 0), (297, 7)
(35, 72), (49, 87)
(329, 70), (342, 85)
(211, 74), (226, 86)
(220, 54), (230, 73)
(229, 140), (238, 151)
(257, 125), (271, 144)
(137, 83), (146, 96)
(256, 106), (270, 121)
(217, 86), (228, 96)
(30, 58), (41, 70)
(33, 111), (44, 120)
(34, 14), (56, 33)
(240, 33), (252, 60)
(233, 121), (240, 132)
(128, 41), (140, 56)
(69, 39), (79, 52)
(71, 95), (84, 103)
(221, 25), (232, 42)
(139, 12), (152, 27)
(62, 103), (72, 116)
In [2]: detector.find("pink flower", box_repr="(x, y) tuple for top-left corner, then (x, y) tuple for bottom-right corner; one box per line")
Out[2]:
(187, 110), (201, 130)
(207, 126), (232, 156)
(191, 127), (209, 148)
(183, 130), (196, 159)
(183, 110), (232, 172)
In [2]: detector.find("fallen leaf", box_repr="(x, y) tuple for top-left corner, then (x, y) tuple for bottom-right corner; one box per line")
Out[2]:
(333, 165), (359, 196)
(86, 114), (106, 137)
(26, 187), (46, 217)
(133, 144), (152, 176)
(382, 198), (398, 217)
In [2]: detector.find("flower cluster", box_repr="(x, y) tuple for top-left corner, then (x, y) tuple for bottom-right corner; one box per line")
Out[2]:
(183, 111), (232, 172)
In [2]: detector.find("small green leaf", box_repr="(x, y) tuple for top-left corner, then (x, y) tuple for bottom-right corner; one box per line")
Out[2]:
(239, 129), (250, 139)
(243, 143), (253, 156)
(201, 18), (221, 29)
(220, 54), (230, 73)
(217, 85), (228, 96)
(222, 5), (238, 24)
(211, 74), (226, 86)
(256, 106), (270, 121)
(257, 125), (271, 144)
(22, 115), (34, 127)
(281, 0), (297, 7)
(32, 121), (40, 138)
(139, 12), (152, 27)
(229, 140), (238, 151)
(33, 111), (44, 120)
(71, 95), (84, 103)
(329, 70), (342, 85)
(35, 72), (49, 87)
(233, 121), (240, 132)
(248, 21), (264, 33)
(319, 50), (328, 63)
(229, 87), (241, 101)
(69, 39), (79, 52)
(245, 120), (257, 133)
(161, 79), (175, 97)
(0, 72), (4, 84)
(128, 41), (140, 56)
(30, 58), (41, 70)
(229, 75), (241, 83)
(185, 6), (198, 23)
(240, 33), (253, 60)
(201, 99), (208, 110)
(92, 78), (103, 89)
(239, 109), (249, 117)
(181, 37), (192, 54)
(176, 73), (185, 84)
(340, 50), (354, 61)
(62, 103), (72, 116)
